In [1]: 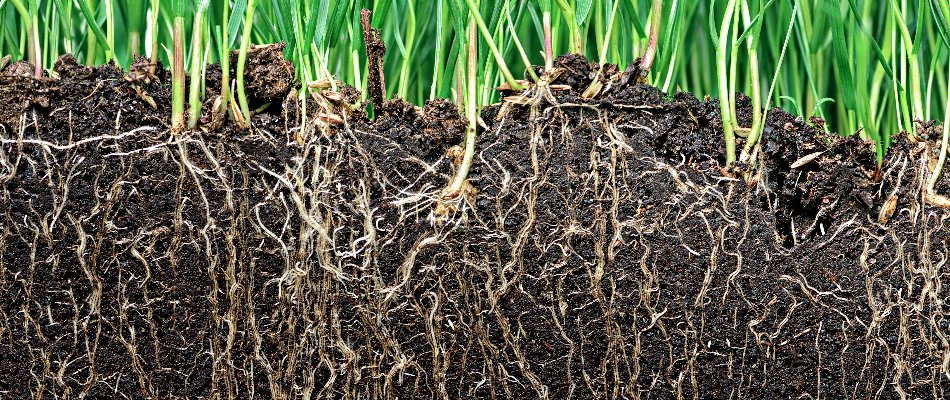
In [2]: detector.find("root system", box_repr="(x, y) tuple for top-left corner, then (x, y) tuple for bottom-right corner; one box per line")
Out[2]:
(1, 54), (949, 398)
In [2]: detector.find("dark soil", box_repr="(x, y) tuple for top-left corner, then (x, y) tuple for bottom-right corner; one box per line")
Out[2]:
(1, 52), (949, 399)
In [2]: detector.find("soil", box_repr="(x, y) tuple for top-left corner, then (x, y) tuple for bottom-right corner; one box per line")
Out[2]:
(1, 51), (949, 399)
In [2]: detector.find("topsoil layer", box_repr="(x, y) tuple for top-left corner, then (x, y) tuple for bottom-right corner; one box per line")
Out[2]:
(1, 52), (950, 399)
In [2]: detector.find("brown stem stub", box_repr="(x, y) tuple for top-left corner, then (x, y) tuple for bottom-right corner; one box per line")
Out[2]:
(360, 9), (387, 108)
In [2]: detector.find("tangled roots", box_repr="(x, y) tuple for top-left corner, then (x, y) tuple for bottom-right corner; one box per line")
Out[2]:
(1, 58), (950, 398)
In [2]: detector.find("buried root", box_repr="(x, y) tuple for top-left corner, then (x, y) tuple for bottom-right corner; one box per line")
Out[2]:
(1, 54), (950, 398)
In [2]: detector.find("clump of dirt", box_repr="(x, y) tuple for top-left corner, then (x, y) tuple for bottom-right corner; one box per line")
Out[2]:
(202, 43), (296, 119)
(1, 52), (949, 400)
(237, 43), (296, 106)
(550, 53), (599, 89)
(422, 99), (467, 147)
(0, 60), (36, 77)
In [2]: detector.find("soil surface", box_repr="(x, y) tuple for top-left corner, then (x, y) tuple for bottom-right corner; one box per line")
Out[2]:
(1, 52), (949, 399)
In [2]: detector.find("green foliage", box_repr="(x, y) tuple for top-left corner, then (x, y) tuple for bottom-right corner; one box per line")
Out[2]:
(575, 0), (591, 26)
(0, 0), (945, 161)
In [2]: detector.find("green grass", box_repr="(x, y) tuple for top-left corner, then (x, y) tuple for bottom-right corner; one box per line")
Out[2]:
(0, 1), (948, 166)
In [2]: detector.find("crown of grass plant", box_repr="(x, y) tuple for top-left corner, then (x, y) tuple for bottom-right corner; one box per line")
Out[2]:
(1, 0), (949, 185)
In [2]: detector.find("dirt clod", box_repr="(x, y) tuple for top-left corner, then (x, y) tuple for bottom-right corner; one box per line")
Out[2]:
(232, 43), (295, 107)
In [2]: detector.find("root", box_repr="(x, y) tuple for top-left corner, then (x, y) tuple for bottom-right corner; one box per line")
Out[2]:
(3, 64), (950, 399)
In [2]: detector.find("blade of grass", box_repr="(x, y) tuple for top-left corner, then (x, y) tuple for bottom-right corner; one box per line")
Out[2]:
(325, 0), (349, 48)
(189, 0), (210, 129)
(462, 0), (522, 90)
(371, 0), (394, 27)
(350, 0), (365, 99)
(217, 0), (230, 121)
(826, 0), (856, 110)
(716, 0), (738, 166)
(228, 0), (247, 46)
(597, 0), (619, 66)
(503, 0), (536, 82)
(742, 0), (798, 163)
(396, 0), (416, 99)
(439, 30), (461, 99)
(889, 0), (923, 129)
(171, 0), (186, 133)
(430, 0), (444, 99)
(76, 0), (111, 63)
(846, 0), (899, 90)
(236, 0), (259, 126)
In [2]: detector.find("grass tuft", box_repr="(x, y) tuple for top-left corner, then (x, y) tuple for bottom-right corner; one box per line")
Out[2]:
(0, 0), (947, 162)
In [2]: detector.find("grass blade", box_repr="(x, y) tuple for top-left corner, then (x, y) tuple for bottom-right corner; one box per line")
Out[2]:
(228, 0), (247, 46)
(932, 0), (950, 47)
(826, 0), (855, 109)
(75, 0), (112, 61)
(308, 0), (328, 47)
(575, 0), (591, 26)
(326, 0), (350, 47)
(846, 0), (899, 90)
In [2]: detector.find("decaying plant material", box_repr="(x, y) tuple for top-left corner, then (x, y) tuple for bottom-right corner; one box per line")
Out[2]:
(1, 53), (950, 399)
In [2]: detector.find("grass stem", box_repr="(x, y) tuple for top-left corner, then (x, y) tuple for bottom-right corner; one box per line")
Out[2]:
(640, 0), (662, 72)
(889, 0), (924, 131)
(742, 0), (798, 162)
(447, 18), (478, 196)
(148, 0), (159, 74)
(506, 0), (538, 82)
(552, 0), (580, 54)
(741, 0), (760, 136)
(543, 9), (553, 70)
(7, 0), (40, 76)
(717, 0), (739, 166)
(172, 16), (185, 133)
(188, 1), (209, 129)
(237, 0), (260, 126)
(105, 0), (114, 64)
(218, 1), (230, 121)
(463, 0), (522, 90)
